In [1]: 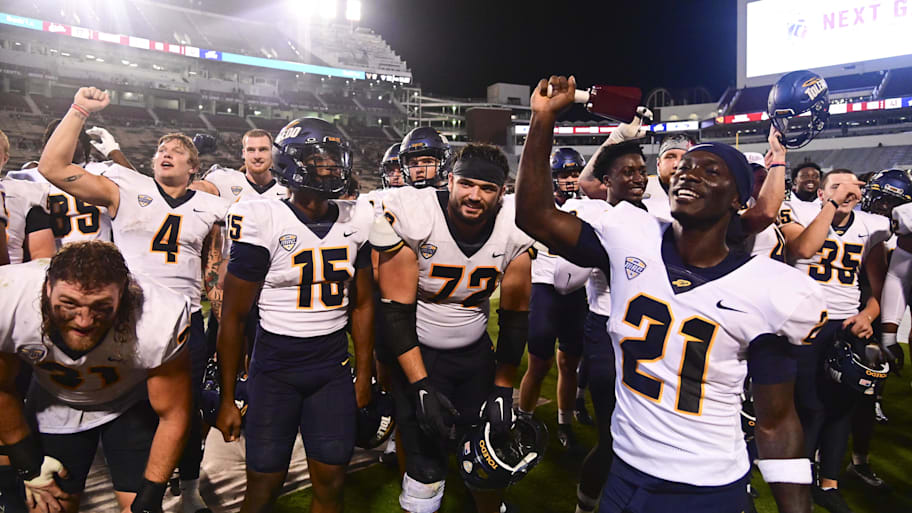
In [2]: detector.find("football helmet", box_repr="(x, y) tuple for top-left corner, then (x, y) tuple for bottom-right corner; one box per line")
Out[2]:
(380, 142), (404, 189)
(192, 133), (218, 156)
(740, 390), (756, 443)
(860, 168), (912, 217)
(399, 126), (453, 189)
(824, 330), (890, 396)
(458, 416), (548, 490)
(767, 70), (830, 149)
(355, 380), (397, 449)
(199, 357), (249, 427)
(550, 147), (584, 201)
(272, 117), (352, 197)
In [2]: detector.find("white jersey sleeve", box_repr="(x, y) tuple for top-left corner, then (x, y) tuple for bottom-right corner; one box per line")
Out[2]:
(0, 261), (191, 433)
(203, 166), (241, 198)
(893, 202), (912, 235)
(0, 178), (50, 263)
(380, 187), (434, 250)
(882, 246), (912, 325)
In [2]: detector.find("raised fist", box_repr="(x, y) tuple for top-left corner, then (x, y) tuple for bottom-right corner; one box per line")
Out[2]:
(73, 87), (110, 114)
(531, 75), (577, 118)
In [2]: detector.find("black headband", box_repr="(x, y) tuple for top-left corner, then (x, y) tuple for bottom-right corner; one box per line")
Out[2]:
(452, 157), (506, 186)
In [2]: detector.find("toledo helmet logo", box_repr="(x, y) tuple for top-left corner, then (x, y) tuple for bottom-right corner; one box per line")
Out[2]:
(419, 243), (438, 259)
(230, 186), (243, 196)
(802, 77), (826, 101)
(137, 194), (153, 207)
(279, 234), (298, 252)
(17, 344), (47, 363)
(624, 256), (647, 280)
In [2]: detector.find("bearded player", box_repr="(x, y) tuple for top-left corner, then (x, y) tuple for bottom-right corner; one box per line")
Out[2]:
(517, 75), (826, 513)
(0, 241), (191, 513)
(371, 144), (533, 513)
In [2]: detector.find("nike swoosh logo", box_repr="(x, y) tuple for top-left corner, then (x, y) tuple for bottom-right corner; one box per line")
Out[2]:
(494, 397), (504, 414)
(716, 300), (746, 313)
(492, 253), (505, 258)
(193, 208), (206, 213)
(344, 231), (355, 237)
(108, 356), (123, 362)
(858, 234), (868, 238)
(418, 390), (428, 411)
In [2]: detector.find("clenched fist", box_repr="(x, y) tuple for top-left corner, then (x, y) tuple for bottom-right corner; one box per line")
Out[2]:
(531, 75), (577, 118)
(73, 87), (110, 114)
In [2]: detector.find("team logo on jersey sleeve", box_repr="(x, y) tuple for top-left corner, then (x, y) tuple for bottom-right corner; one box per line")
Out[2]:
(231, 186), (243, 196)
(137, 194), (153, 207)
(17, 344), (47, 363)
(279, 234), (298, 251)
(624, 256), (647, 280)
(419, 243), (438, 259)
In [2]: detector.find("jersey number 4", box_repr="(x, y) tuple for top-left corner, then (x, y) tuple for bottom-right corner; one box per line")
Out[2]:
(293, 247), (351, 309)
(151, 214), (182, 263)
(621, 294), (717, 415)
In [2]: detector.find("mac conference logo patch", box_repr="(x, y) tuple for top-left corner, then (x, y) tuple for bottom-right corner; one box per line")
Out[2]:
(17, 344), (47, 363)
(279, 234), (298, 252)
(419, 243), (437, 259)
(230, 186), (243, 196)
(137, 194), (153, 207)
(624, 256), (647, 280)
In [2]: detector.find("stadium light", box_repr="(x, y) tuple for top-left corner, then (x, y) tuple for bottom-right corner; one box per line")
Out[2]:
(346, 0), (361, 21)
(320, 0), (337, 19)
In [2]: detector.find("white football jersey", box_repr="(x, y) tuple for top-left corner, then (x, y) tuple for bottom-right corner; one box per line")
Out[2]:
(12, 165), (113, 246)
(746, 223), (787, 261)
(102, 165), (231, 312)
(363, 188), (396, 217)
(561, 197), (613, 316)
(381, 187), (534, 350)
(0, 260), (191, 433)
(204, 166), (288, 202)
(228, 198), (373, 337)
(586, 202), (827, 486)
(642, 175), (671, 221)
(781, 200), (891, 318)
(893, 201), (912, 235)
(0, 178), (49, 264)
(0, 181), (7, 226)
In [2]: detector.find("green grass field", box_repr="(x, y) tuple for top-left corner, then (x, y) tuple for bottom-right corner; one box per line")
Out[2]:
(273, 299), (912, 513)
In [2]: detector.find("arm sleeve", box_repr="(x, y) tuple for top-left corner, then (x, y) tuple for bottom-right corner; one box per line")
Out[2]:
(748, 334), (798, 385)
(227, 242), (270, 282)
(24, 207), (51, 234)
(355, 243), (372, 269)
(225, 201), (272, 282)
(560, 221), (611, 275)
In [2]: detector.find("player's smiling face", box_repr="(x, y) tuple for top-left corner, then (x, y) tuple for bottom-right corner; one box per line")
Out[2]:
(243, 135), (273, 175)
(448, 174), (503, 224)
(794, 167), (820, 194)
(670, 151), (739, 223)
(153, 139), (197, 185)
(46, 280), (122, 352)
(604, 154), (647, 203)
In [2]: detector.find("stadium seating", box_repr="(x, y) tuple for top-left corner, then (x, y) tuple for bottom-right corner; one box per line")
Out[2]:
(0, 92), (32, 113)
(208, 113), (252, 131)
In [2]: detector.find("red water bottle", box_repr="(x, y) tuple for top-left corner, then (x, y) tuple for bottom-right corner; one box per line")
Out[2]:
(549, 84), (643, 122)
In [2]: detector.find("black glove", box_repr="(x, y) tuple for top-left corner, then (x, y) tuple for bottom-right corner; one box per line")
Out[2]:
(885, 344), (905, 375)
(483, 386), (514, 434)
(411, 378), (458, 440)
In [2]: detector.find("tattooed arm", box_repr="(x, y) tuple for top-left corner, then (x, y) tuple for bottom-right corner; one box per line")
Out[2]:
(202, 224), (226, 321)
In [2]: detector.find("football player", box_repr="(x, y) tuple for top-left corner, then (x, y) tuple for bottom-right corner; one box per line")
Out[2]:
(0, 130), (56, 263)
(517, 75), (826, 513)
(791, 163), (822, 203)
(215, 117), (374, 513)
(0, 241), (192, 513)
(363, 143), (405, 215)
(778, 168), (890, 512)
(370, 144), (533, 513)
(192, 129), (287, 202)
(641, 134), (695, 219)
(0, 181), (7, 264)
(398, 126), (453, 189)
(8, 121), (113, 248)
(734, 148), (788, 262)
(37, 87), (231, 513)
(518, 147), (588, 451)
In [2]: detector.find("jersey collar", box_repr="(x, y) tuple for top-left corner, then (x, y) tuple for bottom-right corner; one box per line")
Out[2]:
(282, 199), (339, 240)
(155, 181), (196, 209)
(832, 211), (855, 236)
(661, 226), (751, 294)
(246, 176), (278, 195)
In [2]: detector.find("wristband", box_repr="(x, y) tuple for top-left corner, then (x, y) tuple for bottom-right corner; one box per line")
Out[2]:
(70, 104), (90, 118)
(130, 479), (168, 513)
(756, 458), (813, 484)
(768, 162), (787, 169)
(6, 434), (43, 480)
(828, 199), (840, 210)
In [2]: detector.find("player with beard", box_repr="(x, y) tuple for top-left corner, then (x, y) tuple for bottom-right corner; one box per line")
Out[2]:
(215, 117), (374, 513)
(777, 169), (889, 513)
(0, 241), (192, 513)
(518, 147), (589, 451)
(791, 163), (822, 203)
(37, 87), (231, 513)
(370, 144), (533, 513)
(517, 75), (826, 513)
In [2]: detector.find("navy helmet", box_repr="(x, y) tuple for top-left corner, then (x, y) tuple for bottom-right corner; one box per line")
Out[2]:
(458, 416), (548, 490)
(767, 70), (830, 149)
(861, 168), (912, 217)
(550, 147), (584, 200)
(272, 117), (352, 197)
(824, 330), (890, 396)
(192, 133), (218, 156)
(200, 357), (248, 427)
(355, 381), (396, 449)
(379, 142), (404, 189)
(399, 126), (453, 188)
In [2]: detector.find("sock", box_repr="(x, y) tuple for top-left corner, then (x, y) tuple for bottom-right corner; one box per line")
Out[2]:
(517, 407), (534, 419)
(820, 486), (836, 491)
(576, 388), (586, 401)
(558, 409), (573, 425)
(384, 436), (396, 454)
(576, 485), (598, 513)
(851, 453), (867, 465)
(180, 478), (210, 513)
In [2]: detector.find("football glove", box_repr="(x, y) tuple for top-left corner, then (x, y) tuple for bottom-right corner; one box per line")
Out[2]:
(607, 106), (653, 144)
(411, 378), (458, 441)
(482, 386), (515, 434)
(85, 126), (120, 157)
